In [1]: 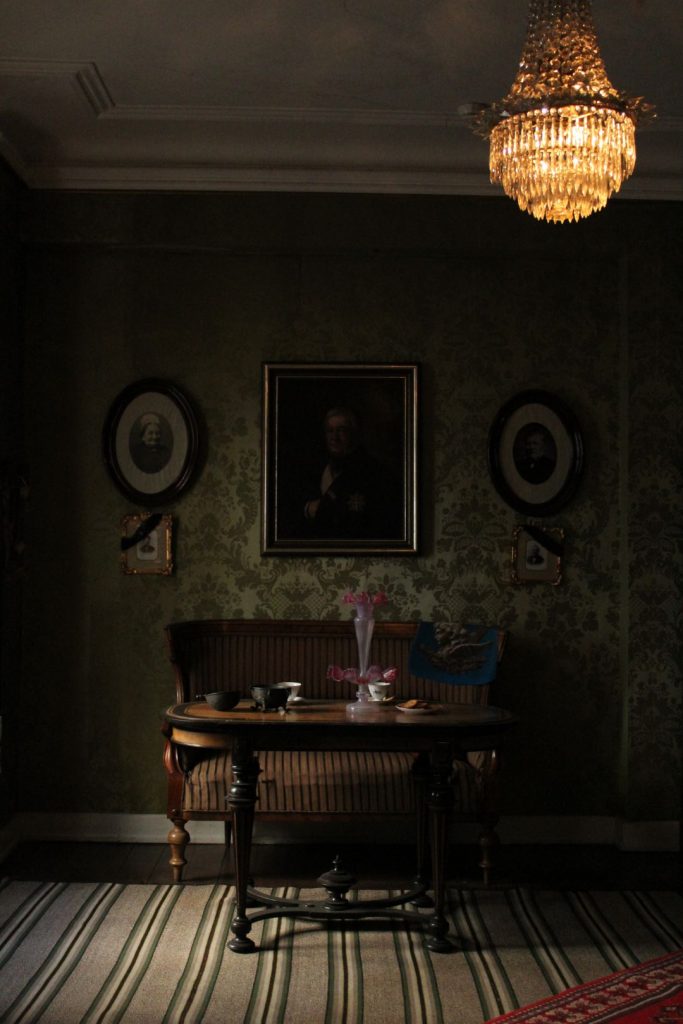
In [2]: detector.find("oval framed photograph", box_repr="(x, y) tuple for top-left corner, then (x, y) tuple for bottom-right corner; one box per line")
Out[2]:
(103, 379), (200, 506)
(488, 390), (584, 516)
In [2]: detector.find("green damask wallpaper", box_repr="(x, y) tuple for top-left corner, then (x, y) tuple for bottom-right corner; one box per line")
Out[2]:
(13, 193), (683, 825)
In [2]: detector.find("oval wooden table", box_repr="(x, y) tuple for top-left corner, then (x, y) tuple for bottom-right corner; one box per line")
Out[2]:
(163, 698), (517, 954)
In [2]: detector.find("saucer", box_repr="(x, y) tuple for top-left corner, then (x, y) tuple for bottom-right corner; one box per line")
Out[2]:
(396, 702), (440, 715)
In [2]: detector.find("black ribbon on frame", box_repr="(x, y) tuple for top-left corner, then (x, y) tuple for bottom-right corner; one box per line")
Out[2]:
(523, 524), (564, 557)
(121, 513), (163, 551)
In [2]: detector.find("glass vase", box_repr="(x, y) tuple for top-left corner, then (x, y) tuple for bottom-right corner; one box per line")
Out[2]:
(347, 604), (376, 713)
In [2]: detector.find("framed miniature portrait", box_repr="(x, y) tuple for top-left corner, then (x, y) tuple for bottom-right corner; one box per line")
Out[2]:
(488, 390), (583, 516)
(120, 513), (173, 575)
(262, 363), (419, 555)
(103, 379), (200, 506)
(511, 524), (564, 585)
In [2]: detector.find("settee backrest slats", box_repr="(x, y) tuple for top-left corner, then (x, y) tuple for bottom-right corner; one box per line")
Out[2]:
(165, 620), (497, 706)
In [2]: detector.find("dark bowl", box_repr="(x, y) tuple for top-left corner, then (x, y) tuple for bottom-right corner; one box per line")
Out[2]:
(250, 683), (291, 711)
(204, 690), (241, 711)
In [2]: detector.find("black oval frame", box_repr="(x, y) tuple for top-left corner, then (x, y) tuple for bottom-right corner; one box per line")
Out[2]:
(103, 379), (200, 506)
(488, 390), (584, 516)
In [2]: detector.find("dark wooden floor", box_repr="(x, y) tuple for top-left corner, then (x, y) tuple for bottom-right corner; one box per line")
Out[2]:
(1, 840), (680, 890)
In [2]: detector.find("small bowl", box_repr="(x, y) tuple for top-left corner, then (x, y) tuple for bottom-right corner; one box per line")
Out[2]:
(204, 690), (241, 711)
(251, 684), (291, 711)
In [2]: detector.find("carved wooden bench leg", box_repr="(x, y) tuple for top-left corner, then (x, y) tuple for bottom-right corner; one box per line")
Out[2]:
(476, 747), (502, 885)
(168, 818), (190, 883)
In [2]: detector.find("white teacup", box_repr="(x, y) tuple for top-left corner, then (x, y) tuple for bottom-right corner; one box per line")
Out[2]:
(284, 681), (302, 702)
(369, 681), (391, 702)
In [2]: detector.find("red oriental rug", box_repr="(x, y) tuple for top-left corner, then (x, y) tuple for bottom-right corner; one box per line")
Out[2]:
(485, 950), (683, 1024)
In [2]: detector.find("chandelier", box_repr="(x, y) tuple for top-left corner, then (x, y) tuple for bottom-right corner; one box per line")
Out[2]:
(472, 0), (652, 223)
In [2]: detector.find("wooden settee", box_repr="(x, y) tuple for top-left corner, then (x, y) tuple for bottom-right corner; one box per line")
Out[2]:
(162, 619), (505, 883)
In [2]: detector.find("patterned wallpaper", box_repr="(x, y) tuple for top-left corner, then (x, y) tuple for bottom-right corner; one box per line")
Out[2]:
(626, 230), (683, 817)
(13, 193), (683, 824)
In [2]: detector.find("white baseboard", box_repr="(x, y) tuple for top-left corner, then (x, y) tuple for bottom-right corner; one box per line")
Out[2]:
(1, 813), (679, 852)
(616, 818), (680, 852)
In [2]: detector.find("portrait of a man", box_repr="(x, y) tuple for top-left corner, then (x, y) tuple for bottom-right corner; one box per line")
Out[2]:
(525, 541), (547, 569)
(137, 528), (159, 559)
(263, 364), (418, 554)
(513, 423), (556, 484)
(489, 390), (583, 518)
(298, 405), (402, 540)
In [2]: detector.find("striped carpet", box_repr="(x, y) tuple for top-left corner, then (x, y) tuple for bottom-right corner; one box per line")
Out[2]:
(1, 878), (682, 1023)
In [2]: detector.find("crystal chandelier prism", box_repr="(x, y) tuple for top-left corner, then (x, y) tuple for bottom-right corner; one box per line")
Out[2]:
(472, 0), (652, 223)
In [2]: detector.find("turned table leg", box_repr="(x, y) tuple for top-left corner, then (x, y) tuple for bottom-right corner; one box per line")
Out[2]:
(425, 740), (455, 952)
(227, 736), (260, 953)
(411, 751), (434, 907)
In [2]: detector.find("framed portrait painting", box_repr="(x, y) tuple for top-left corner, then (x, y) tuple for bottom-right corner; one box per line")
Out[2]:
(103, 379), (200, 506)
(262, 363), (419, 555)
(488, 390), (583, 516)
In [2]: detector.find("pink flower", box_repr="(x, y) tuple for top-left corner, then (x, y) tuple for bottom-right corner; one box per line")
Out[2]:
(364, 666), (398, 683)
(366, 665), (384, 683)
(327, 665), (364, 684)
(328, 663), (397, 685)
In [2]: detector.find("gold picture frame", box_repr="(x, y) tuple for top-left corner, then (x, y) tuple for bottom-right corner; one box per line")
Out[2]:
(511, 524), (564, 585)
(261, 362), (419, 555)
(120, 513), (174, 575)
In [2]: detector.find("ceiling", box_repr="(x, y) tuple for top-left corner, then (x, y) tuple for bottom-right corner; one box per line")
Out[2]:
(0, 0), (681, 198)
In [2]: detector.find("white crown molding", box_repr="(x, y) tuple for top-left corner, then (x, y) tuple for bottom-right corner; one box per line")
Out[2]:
(619, 175), (683, 201)
(74, 64), (114, 117)
(0, 58), (462, 128)
(103, 104), (462, 128)
(25, 165), (496, 194)
(0, 59), (680, 198)
(19, 163), (682, 202)
(0, 58), (113, 116)
(3, 58), (682, 134)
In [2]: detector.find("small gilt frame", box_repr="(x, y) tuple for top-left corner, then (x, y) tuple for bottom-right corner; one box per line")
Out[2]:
(511, 524), (564, 585)
(120, 513), (174, 575)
